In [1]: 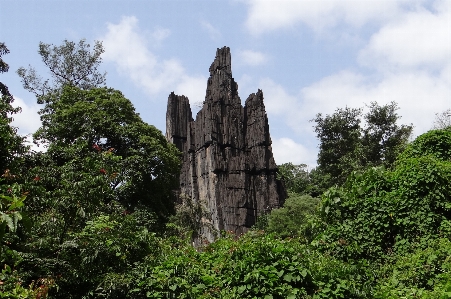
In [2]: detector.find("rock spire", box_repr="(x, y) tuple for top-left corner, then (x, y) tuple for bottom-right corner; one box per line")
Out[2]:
(166, 47), (286, 241)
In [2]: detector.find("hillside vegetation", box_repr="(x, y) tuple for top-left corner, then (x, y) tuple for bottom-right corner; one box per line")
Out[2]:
(1, 40), (451, 298)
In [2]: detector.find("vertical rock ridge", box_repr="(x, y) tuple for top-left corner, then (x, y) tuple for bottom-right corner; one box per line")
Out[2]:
(166, 46), (286, 241)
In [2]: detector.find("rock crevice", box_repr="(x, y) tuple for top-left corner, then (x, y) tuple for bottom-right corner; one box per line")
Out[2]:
(166, 47), (286, 240)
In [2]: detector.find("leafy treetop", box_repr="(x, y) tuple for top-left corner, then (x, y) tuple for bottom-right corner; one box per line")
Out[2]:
(17, 39), (106, 100)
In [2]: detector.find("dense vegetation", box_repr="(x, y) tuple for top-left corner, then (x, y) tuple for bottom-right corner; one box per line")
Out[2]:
(1, 39), (451, 298)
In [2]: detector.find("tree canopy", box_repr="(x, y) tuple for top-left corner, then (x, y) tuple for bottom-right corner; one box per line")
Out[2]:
(17, 39), (106, 99)
(312, 102), (412, 189)
(0, 43), (26, 174)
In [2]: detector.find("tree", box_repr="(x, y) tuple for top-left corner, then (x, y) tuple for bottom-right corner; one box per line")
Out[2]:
(277, 163), (310, 194)
(0, 43), (26, 175)
(14, 86), (180, 298)
(0, 43), (36, 299)
(312, 102), (412, 189)
(12, 40), (181, 297)
(313, 106), (362, 187)
(316, 129), (451, 262)
(17, 39), (106, 99)
(37, 87), (179, 209)
(361, 101), (412, 168)
(433, 108), (451, 130)
(266, 194), (319, 238)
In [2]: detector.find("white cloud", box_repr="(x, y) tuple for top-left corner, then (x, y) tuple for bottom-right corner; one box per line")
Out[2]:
(258, 78), (298, 116)
(11, 97), (41, 135)
(244, 0), (419, 35)
(151, 27), (171, 43)
(297, 69), (451, 137)
(101, 16), (206, 98)
(244, 0), (451, 140)
(201, 21), (221, 40)
(255, 64), (450, 160)
(174, 75), (206, 115)
(237, 50), (268, 66)
(359, 1), (451, 70)
(272, 137), (317, 166)
(10, 97), (43, 152)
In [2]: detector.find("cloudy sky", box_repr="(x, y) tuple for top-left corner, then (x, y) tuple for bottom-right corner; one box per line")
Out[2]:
(1, 0), (450, 167)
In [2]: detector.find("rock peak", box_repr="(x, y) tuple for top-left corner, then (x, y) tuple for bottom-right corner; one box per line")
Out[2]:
(209, 46), (231, 76)
(166, 47), (286, 243)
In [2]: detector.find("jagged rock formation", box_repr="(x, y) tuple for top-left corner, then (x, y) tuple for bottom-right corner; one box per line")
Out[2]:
(166, 47), (286, 241)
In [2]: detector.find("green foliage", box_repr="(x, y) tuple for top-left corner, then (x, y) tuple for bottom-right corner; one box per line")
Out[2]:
(313, 106), (362, 187)
(277, 163), (311, 194)
(313, 102), (412, 189)
(17, 39), (106, 97)
(129, 232), (372, 299)
(33, 86), (180, 214)
(314, 129), (451, 261)
(398, 129), (451, 161)
(374, 237), (451, 298)
(12, 85), (180, 298)
(361, 102), (412, 168)
(0, 182), (29, 244)
(266, 194), (319, 239)
(9, 39), (182, 298)
(0, 263), (34, 299)
(0, 44), (33, 299)
(167, 195), (215, 243)
(50, 209), (161, 299)
(25, 140), (121, 248)
(0, 43), (27, 175)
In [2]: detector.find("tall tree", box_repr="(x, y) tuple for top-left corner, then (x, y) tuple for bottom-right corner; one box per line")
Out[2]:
(313, 107), (362, 187)
(277, 163), (310, 194)
(0, 43), (26, 174)
(361, 101), (412, 167)
(13, 40), (180, 297)
(17, 39), (106, 99)
(312, 102), (412, 189)
(31, 86), (180, 213)
(0, 43), (34, 299)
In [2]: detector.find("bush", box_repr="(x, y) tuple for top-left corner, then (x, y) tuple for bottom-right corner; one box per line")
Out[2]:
(374, 237), (451, 298)
(128, 232), (373, 298)
(266, 194), (319, 239)
(314, 129), (451, 261)
(398, 129), (451, 161)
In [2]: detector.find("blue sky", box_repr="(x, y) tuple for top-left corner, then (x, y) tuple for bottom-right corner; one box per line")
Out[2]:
(1, 0), (450, 167)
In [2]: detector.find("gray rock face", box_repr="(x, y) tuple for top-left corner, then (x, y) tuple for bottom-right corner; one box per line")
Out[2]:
(166, 47), (286, 240)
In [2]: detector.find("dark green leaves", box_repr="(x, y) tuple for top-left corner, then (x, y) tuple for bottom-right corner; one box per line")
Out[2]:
(312, 102), (412, 189)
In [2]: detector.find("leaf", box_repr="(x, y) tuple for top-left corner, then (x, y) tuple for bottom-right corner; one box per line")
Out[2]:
(12, 211), (22, 231)
(1, 213), (14, 232)
(237, 285), (246, 294)
(283, 273), (293, 282)
(77, 207), (86, 217)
